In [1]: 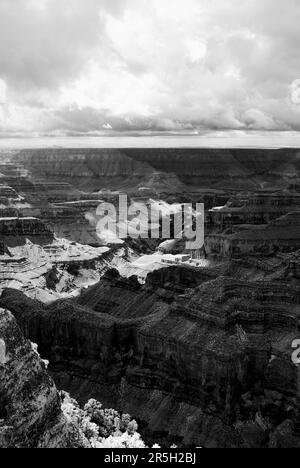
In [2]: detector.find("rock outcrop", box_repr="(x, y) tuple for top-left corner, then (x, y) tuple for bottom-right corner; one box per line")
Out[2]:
(285, 251), (300, 279)
(0, 308), (85, 448)
(0, 227), (113, 302)
(0, 217), (54, 247)
(206, 212), (300, 259)
(209, 192), (300, 229)
(0, 217), (51, 238)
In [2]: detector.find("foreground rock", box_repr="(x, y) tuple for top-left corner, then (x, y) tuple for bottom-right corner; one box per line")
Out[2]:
(0, 308), (87, 448)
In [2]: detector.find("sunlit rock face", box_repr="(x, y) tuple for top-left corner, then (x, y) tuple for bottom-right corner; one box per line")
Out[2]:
(2, 265), (300, 449)
(0, 215), (113, 302)
(0, 308), (84, 448)
(0, 160), (124, 302)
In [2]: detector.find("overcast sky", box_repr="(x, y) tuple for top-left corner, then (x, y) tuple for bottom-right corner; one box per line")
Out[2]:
(0, 0), (300, 137)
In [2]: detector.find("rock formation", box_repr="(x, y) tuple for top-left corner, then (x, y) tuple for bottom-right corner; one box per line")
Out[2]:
(1, 148), (300, 448)
(0, 214), (114, 302)
(209, 192), (300, 229)
(0, 217), (53, 243)
(2, 264), (300, 448)
(0, 308), (86, 448)
(206, 212), (300, 259)
(12, 148), (300, 191)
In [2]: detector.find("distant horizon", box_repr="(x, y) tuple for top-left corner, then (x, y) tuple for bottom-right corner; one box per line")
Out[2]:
(1, 131), (300, 150)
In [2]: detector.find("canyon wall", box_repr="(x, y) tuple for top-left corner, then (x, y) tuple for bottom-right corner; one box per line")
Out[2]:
(13, 148), (300, 191)
(2, 267), (300, 448)
(0, 308), (85, 448)
(0, 217), (53, 239)
(1, 148), (300, 448)
(206, 212), (300, 259)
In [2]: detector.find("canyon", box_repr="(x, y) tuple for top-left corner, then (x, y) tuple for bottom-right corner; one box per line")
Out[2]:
(12, 148), (300, 192)
(0, 148), (300, 448)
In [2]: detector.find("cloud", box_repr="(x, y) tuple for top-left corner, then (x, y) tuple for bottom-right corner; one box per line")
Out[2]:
(103, 123), (113, 130)
(0, 79), (6, 104)
(0, 0), (300, 135)
(290, 79), (300, 105)
(0, 0), (105, 93)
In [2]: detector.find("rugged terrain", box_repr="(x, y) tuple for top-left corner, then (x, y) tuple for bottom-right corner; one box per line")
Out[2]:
(12, 147), (300, 192)
(0, 148), (300, 448)
(1, 264), (300, 448)
(0, 307), (87, 448)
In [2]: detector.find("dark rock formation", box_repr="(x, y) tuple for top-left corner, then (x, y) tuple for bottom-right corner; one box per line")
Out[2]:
(0, 308), (85, 448)
(2, 266), (300, 448)
(2, 148), (300, 448)
(206, 212), (300, 259)
(0, 217), (53, 238)
(209, 192), (300, 229)
(285, 251), (300, 279)
(13, 149), (155, 192)
(12, 148), (300, 191)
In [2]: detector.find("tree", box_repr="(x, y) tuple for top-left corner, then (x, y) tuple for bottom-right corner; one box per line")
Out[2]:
(61, 392), (148, 448)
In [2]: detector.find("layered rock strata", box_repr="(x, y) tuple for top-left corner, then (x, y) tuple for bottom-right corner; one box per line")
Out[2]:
(209, 192), (300, 229)
(0, 308), (84, 448)
(206, 212), (300, 259)
(2, 267), (300, 448)
(12, 148), (300, 191)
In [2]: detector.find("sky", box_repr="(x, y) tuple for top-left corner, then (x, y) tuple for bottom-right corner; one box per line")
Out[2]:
(0, 0), (300, 140)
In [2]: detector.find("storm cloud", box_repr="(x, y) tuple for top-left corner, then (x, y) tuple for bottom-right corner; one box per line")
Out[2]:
(0, 0), (300, 135)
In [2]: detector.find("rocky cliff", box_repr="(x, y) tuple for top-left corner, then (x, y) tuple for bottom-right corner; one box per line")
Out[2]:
(14, 149), (155, 192)
(12, 148), (300, 191)
(2, 147), (300, 448)
(206, 212), (300, 259)
(0, 222), (113, 303)
(209, 192), (300, 229)
(2, 267), (300, 448)
(0, 217), (54, 248)
(0, 308), (85, 448)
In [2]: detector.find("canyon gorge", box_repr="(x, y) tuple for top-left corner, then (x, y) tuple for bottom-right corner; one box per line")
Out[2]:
(1, 148), (300, 448)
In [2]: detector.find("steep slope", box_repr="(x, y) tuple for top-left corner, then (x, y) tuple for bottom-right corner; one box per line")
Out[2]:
(206, 211), (300, 259)
(0, 308), (86, 448)
(11, 147), (300, 192)
(14, 149), (155, 192)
